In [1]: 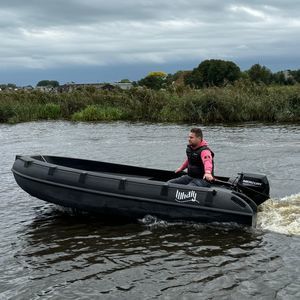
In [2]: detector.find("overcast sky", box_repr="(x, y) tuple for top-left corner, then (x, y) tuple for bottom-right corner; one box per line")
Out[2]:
(1, 0), (300, 86)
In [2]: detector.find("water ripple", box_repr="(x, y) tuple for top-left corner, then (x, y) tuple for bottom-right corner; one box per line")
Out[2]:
(1, 121), (299, 299)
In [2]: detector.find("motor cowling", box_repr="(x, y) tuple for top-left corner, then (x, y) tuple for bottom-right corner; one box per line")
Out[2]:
(237, 173), (270, 205)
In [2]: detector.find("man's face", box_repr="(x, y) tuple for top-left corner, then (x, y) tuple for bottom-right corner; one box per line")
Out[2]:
(188, 132), (201, 147)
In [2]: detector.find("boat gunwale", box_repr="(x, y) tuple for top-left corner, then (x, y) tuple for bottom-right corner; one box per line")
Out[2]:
(20, 154), (176, 177)
(15, 155), (221, 191)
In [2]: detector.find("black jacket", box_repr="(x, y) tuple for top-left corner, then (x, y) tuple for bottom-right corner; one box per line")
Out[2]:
(186, 145), (214, 178)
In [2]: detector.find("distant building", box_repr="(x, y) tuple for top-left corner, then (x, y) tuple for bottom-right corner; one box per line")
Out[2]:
(282, 70), (297, 84)
(22, 85), (34, 91)
(57, 83), (106, 93)
(114, 82), (133, 90)
(283, 70), (291, 80)
(57, 81), (133, 93)
(36, 86), (55, 93)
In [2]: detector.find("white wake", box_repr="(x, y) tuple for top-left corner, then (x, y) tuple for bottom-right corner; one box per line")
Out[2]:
(257, 193), (300, 235)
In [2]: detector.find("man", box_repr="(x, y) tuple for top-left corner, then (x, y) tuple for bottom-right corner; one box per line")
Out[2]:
(168, 128), (214, 187)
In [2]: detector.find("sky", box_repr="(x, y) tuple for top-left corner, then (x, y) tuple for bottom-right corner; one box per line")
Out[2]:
(1, 0), (300, 86)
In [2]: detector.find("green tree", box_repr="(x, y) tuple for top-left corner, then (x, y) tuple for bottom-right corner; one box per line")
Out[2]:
(138, 71), (167, 90)
(37, 80), (59, 87)
(289, 70), (300, 83)
(0, 83), (17, 90)
(166, 70), (191, 86)
(119, 79), (131, 83)
(185, 59), (241, 88)
(272, 71), (288, 85)
(247, 64), (272, 84)
(7, 83), (17, 88)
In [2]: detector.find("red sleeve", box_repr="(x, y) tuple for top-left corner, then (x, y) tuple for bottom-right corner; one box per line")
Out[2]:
(201, 150), (213, 173)
(178, 159), (188, 171)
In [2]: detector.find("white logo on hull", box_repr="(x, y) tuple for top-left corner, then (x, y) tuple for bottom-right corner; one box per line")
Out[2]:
(175, 190), (199, 203)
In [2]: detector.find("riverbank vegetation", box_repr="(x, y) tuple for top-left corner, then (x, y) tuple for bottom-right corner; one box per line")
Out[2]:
(1, 59), (300, 124)
(1, 80), (299, 124)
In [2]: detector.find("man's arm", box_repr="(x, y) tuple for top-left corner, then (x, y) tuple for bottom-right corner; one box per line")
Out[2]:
(175, 159), (188, 173)
(201, 150), (214, 181)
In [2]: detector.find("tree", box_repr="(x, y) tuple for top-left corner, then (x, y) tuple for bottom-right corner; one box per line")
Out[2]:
(289, 69), (300, 83)
(185, 59), (241, 88)
(247, 64), (272, 84)
(138, 71), (167, 90)
(272, 71), (288, 85)
(166, 70), (191, 86)
(0, 83), (17, 90)
(37, 80), (59, 87)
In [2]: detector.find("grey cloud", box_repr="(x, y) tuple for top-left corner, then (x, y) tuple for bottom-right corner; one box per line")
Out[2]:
(0, 1), (271, 26)
(1, 1), (299, 30)
(0, 0), (299, 72)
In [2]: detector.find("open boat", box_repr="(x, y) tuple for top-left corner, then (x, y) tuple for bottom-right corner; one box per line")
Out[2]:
(12, 155), (270, 226)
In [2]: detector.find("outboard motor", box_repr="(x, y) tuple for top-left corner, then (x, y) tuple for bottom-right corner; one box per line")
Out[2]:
(237, 173), (270, 205)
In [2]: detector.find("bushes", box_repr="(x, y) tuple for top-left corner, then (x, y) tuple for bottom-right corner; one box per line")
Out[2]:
(39, 103), (61, 120)
(71, 105), (125, 121)
(0, 84), (299, 124)
(124, 88), (169, 121)
(1, 103), (61, 123)
(178, 89), (225, 123)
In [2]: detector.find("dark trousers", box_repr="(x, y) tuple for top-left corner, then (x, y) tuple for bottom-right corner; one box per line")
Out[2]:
(168, 175), (210, 187)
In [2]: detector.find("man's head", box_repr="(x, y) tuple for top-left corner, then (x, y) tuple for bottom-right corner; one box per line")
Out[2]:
(188, 128), (203, 147)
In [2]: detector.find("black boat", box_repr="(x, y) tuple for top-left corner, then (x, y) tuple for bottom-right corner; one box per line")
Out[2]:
(11, 155), (270, 227)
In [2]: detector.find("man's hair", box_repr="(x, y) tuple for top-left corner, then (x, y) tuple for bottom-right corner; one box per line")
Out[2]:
(190, 128), (203, 139)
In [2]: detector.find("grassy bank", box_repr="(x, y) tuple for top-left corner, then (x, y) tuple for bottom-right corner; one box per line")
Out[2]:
(0, 81), (299, 124)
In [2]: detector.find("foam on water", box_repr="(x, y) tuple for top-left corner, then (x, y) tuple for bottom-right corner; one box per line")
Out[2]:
(141, 194), (300, 235)
(257, 193), (300, 235)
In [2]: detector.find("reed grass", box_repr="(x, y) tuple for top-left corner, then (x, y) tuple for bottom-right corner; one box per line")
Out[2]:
(71, 105), (125, 121)
(0, 82), (299, 124)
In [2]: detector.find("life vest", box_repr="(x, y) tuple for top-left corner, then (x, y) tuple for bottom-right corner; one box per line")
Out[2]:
(186, 145), (214, 178)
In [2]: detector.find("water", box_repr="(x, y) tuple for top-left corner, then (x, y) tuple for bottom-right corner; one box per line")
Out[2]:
(0, 121), (299, 299)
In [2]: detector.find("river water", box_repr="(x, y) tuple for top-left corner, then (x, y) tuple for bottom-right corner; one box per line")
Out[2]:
(0, 121), (299, 299)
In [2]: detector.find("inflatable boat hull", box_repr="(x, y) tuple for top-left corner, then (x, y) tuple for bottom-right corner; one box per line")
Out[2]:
(12, 155), (269, 226)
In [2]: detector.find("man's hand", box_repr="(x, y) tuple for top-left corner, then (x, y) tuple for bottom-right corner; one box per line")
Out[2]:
(203, 172), (214, 181)
(175, 168), (182, 173)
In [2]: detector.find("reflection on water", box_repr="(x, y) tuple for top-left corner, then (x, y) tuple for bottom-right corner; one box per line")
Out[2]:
(11, 204), (299, 299)
(1, 121), (299, 299)
(15, 207), (263, 299)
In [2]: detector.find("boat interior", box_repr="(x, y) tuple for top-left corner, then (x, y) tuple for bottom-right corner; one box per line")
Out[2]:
(33, 155), (182, 182)
(31, 155), (233, 189)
